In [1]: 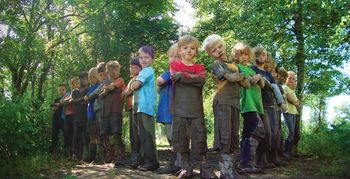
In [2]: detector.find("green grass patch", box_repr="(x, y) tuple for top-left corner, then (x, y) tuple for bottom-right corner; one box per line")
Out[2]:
(0, 154), (78, 178)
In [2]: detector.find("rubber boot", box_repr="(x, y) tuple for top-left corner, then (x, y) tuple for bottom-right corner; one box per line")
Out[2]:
(238, 138), (262, 174)
(219, 154), (244, 179)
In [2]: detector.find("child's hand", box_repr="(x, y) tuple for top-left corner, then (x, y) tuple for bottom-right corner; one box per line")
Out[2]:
(122, 89), (132, 97)
(104, 84), (114, 91)
(171, 72), (181, 82)
(84, 96), (89, 101)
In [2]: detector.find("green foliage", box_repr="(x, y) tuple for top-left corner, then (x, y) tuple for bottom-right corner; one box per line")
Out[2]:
(299, 103), (350, 176)
(0, 97), (51, 163)
(190, 0), (350, 99)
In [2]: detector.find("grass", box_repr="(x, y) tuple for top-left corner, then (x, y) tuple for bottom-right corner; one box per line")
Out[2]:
(0, 153), (79, 178)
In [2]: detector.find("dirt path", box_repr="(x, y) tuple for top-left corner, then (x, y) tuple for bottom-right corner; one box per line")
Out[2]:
(53, 148), (345, 179)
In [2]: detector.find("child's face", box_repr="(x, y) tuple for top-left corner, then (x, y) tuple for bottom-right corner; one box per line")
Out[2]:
(277, 73), (286, 84)
(286, 73), (296, 86)
(168, 47), (180, 63)
(80, 77), (89, 87)
(179, 42), (198, 62)
(255, 53), (267, 65)
(238, 51), (250, 65)
(98, 72), (108, 81)
(108, 67), (120, 79)
(139, 51), (153, 68)
(208, 42), (226, 60)
(129, 65), (141, 77)
(71, 80), (80, 89)
(58, 86), (66, 96)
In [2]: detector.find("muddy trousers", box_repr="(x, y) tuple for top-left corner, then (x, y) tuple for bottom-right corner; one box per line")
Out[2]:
(100, 133), (125, 163)
(240, 112), (265, 167)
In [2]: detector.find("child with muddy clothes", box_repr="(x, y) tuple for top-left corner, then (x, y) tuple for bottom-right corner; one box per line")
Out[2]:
(203, 34), (249, 179)
(170, 35), (215, 178)
(100, 60), (126, 166)
(232, 42), (265, 174)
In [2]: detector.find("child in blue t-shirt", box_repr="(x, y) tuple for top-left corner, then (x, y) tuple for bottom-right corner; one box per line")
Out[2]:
(156, 43), (181, 174)
(124, 45), (159, 171)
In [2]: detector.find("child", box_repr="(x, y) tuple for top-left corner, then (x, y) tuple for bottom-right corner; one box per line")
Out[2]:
(85, 67), (101, 162)
(84, 62), (111, 163)
(62, 77), (80, 157)
(124, 45), (159, 171)
(49, 84), (67, 154)
(252, 45), (283, 168)
(264, 56), (286, 163)
(157, 43), (181, 174)
(169, 35), (215, 178)
(71, 72), (89, 160)
(275, 67), (288, 157)
(232, 42), (265, 174)
(119, 57), (142, 166)
(100, 60), (126, 166)
(203, 34), (249, 178)
(282, 71), (300, 158)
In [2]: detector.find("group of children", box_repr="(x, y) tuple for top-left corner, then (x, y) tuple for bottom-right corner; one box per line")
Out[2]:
(49, 34), (300, 179)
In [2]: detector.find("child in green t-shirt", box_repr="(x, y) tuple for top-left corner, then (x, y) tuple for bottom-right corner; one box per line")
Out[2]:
(232, 41), (265, 174)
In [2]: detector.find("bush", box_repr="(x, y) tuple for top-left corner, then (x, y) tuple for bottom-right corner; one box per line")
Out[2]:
(0, 97), (51, 166)
(299, 119), (350, 177)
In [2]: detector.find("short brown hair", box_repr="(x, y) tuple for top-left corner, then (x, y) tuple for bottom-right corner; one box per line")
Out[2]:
(253, 45), (267, 58)
(106, 60), (121, 72)
(58, 83), (67, 88)
(178, 35), (200, 52)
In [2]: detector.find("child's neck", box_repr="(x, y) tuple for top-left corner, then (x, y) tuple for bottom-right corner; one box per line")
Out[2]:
(182, 58), (194, 66)
(217, 56), (228, 62)
(241, 61), (250, 66)
(256, 63), (265, 70)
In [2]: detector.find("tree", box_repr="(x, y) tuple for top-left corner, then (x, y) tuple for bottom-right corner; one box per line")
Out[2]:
(189, 0), (350, 115)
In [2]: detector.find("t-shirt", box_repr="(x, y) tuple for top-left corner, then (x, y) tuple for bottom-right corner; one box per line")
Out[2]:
(102, 77), (125, 117)
(87, 83), (99, 120)
(169, 60), (206, 118)
(282, 85), (298, 115)
(238, 64), (264, 114)
(157, 71), (173, 124)
(251, 65), (276, 107)
(211, 60), (241, 107)
(136, 66), (157, 116)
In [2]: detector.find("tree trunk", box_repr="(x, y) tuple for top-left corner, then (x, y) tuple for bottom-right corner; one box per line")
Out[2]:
(292, 0), (305, 153)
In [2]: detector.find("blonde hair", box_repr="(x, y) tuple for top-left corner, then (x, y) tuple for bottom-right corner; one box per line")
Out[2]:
(106, 60), (121, 72)
(287, 71), (296, 77)
(69, 77), (79, 88)
(178, 35), (200, 52)
(253, 45), (267, 58)
(202, 34), (225, 53)
(231, 41), (253, 63)
(168, 43), (180, 58)
(88, 67), (99, 83)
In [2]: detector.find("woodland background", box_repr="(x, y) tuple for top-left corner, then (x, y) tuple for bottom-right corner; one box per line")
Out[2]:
(0, 0), (349, 177)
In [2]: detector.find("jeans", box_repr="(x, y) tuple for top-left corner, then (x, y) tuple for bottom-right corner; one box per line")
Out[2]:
(283, 113), (296, 142)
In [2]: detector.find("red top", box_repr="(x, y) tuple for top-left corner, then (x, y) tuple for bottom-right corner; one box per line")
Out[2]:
(169, 60), (206, 78)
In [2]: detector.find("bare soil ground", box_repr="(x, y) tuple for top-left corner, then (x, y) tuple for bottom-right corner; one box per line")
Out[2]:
(48, 147), (347, 179)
